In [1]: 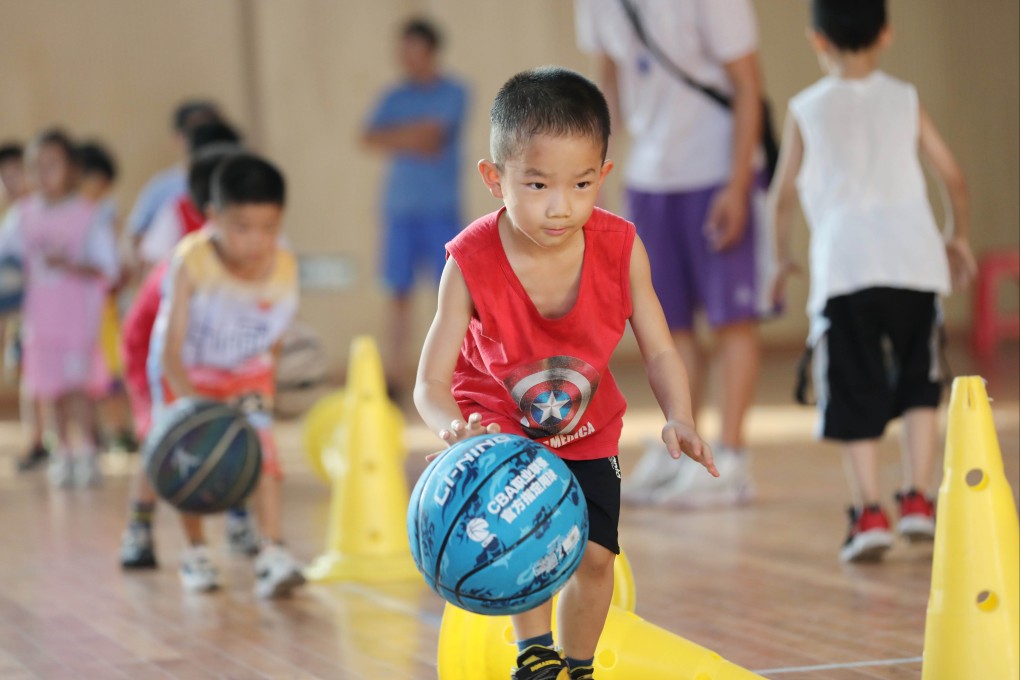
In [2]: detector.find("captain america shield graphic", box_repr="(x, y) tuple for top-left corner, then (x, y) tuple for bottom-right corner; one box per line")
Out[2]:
(504, 356), (600, 438)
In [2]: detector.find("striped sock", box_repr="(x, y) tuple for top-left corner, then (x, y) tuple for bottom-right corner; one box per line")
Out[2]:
(130, 501), (155, 527)
(517, 631), (555, 653)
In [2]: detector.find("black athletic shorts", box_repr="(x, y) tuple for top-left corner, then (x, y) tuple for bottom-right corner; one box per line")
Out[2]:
(563, 456), (622, 554)
(814, 287), (944, 441)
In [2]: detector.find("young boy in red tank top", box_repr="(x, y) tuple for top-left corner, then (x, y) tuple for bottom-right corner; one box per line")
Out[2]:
(415, 67), (717, 680)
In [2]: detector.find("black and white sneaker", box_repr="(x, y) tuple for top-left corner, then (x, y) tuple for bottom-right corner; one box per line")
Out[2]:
(120, 524), (158, 569)
(511, 645), (568, 680)
(254, 545), (305, 599)
(180, 545), (220, 592)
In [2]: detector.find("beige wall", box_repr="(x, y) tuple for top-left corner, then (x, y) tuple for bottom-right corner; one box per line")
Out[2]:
(1, 0), (1017, 371)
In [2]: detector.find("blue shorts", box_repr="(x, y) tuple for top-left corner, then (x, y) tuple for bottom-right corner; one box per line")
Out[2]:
(626, 180), (774, 331)
(381, 212), (460, 295)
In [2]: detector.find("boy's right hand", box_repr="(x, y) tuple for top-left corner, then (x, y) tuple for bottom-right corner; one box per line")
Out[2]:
(425, 413), (501, 462)
(946, 236), (977, 292)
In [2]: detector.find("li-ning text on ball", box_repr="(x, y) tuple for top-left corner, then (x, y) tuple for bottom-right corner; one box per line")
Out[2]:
(432, 434), (512, 507)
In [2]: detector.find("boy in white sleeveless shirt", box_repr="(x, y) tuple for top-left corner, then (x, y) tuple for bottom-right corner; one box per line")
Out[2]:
(768, 0), (976, 563)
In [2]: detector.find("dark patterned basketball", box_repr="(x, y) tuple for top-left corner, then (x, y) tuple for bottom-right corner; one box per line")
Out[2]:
(407, 433), (588, 615)
(143, 398), (262, 514)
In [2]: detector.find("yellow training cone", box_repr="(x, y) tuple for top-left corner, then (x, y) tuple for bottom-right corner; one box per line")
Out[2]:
(304, 336), (418, 583)
(439, 550), (761, 679)
(922, 377), (1019, 680)
(439, 603), (763, 680)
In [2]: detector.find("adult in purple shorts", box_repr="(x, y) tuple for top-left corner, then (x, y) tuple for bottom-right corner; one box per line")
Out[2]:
(576, 0), (771, 507)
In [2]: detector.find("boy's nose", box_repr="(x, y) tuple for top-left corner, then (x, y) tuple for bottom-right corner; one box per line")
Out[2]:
(546, 192), (571, 218)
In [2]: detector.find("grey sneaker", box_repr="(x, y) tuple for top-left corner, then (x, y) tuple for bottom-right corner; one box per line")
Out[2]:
(254, 544), (305, 599)
(226, 512), (261, 556)
(47, 456), (74, 489)
(73, 454), (102, 488)
(120, 524), (158, 569)
(180, 545), (220, 592)
(620, 439), (684, 505)
(650, 445), (753, 509)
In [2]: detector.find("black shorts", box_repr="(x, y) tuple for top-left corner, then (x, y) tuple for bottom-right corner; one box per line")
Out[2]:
(564, 456), (622, 554)
(814, 287), (944, 441)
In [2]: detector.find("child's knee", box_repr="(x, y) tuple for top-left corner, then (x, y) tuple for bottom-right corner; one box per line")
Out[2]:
(576, 542), (615, 580)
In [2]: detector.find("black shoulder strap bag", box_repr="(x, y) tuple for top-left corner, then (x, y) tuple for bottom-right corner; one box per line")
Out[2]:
(618, 0), (780, 185)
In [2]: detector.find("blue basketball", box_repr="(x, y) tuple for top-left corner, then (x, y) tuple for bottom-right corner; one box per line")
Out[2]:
(0, 256), (24, 315)
(407, 433), (589, 615)
(143, 398), (262, 514)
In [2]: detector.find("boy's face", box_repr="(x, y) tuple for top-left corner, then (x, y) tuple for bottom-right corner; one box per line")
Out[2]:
(0, 159), (27, 201)
(208, 202), (283, 277)
(30, 143), (75, 201)
(78, 173), (112, 202)
(478, 134), (612, 250)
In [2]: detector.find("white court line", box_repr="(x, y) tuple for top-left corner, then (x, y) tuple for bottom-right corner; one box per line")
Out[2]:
(756, 656), (923, 675)
(342, 582), (444, 628)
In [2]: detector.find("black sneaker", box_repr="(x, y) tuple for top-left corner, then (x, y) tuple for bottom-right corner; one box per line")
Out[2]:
(512, 645), (568, 680)
(16, 444), (49, 472)
(120, 524), (158, 569)
(569, 667), (595, 680)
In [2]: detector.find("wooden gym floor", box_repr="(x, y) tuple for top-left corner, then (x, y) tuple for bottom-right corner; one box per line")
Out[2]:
(0, 346), (1016, 680)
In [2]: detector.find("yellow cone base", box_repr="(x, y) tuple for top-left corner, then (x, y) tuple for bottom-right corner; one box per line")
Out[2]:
(304, 550), (419, 584)
(922, 377), (1020, 680)
(439, 603), (764, 680)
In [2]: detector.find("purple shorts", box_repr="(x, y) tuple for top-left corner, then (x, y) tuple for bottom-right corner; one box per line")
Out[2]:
(627, 182), (773, 331)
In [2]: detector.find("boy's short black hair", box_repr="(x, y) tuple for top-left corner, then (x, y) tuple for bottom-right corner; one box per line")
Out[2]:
(173, 99), (221, 133)
(188, 144), (241, 213)
(187, 121), (243, 156)
(812, 0), (887, 52)
(31, 128), (78, 165)
(402, 17), (441, 50)
(77, 141), (117, 182)
(0, 143), (23, 165)
(490, 66), (611, 167)
(210, 153), (286, 210)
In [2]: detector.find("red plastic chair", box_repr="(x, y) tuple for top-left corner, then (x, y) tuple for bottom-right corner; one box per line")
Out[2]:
(972, 249), (1020, 356)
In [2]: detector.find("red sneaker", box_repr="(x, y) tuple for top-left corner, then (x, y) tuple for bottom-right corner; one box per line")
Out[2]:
(840, 505), (893, 563)
(896, 489), (936, 542)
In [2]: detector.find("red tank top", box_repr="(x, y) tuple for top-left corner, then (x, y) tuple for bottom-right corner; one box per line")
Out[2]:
(175, 196), (205, 236)
(447, 207), (635, 461)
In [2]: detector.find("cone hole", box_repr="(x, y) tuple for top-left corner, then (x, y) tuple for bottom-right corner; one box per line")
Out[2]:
(965, 468), (988, 490)
(368, 530), (381, 543)
(976, 590), (999, 612)
(596, 649), (617, 668)
(502, 625), (515, 645)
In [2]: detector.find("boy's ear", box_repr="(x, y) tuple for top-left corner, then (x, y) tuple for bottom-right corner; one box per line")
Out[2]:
(477, 159), (504, 199)
(807, 28), (828, 53)
(878, 24), (894, 50)
(598, 159), (614, 186)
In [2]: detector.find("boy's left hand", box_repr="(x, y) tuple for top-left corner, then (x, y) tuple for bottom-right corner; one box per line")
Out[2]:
(662, 420), (718, 477)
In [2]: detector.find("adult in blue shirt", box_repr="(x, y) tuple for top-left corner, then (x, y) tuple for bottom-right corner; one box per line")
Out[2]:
(363, 18), (468, 398)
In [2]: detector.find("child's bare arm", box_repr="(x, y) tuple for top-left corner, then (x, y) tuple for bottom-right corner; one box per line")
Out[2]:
(766, 111), (805, 307)
(414, 258), (499, 454)
(160, 263), (198, 400)
(918, 105), (977, 290)
(627, 236), (717, 476)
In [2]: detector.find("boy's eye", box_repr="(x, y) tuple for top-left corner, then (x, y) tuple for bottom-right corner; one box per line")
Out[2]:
(576, 181), (592, 189)
(527, 182), (546, 190)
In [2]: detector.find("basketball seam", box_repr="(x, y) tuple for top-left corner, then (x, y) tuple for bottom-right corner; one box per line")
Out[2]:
(452, 474), (583, 608)
(423, 444), (535, 589)
(146, 404), (233, 476)
(168, 419), (247, 507)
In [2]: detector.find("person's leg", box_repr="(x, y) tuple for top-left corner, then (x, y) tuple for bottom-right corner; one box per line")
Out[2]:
(715, 321), (759, 450)
(623, 189), (694, 501)
(842, 439), (882, 507)
(66, 389), (101, 487)
(380, 214), (415, 397)
(251, 428), (304, 598)
(178, 513), (219, 592)
(901, 407), (937, 495)
(557, 542), (615, 665)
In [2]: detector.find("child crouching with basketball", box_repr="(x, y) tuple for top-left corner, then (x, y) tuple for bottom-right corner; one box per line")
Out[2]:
(415, 67), (715, 680)
(149, 153), (305, 598)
